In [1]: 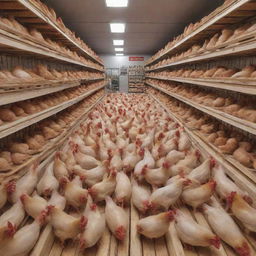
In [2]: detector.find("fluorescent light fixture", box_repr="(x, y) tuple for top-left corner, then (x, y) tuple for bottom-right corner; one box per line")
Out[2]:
(113, 40), (124, 46)
(116, 53), (124, 56)
(110, 23), (125, 33)
(115, 48), (124, 52)
(106, 0), (128, 7)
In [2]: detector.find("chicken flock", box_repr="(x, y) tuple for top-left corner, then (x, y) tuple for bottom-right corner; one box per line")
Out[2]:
(0, 65), (103, 88)
(0, 89), (104, 172)
(0, 94), (255, 256)
(149, 87), (256, 170)
(0, 16), (103, 71)
(146, 17), (256, 70)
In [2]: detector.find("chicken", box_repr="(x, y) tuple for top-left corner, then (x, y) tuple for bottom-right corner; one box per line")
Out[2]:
(89, 170), (116, 202)
(174, 209), (220, 249)
(21, 193), (47, 219)
(62, 176), (88, 209)
(187, 158), (214, 184)
(47, 206), (87, 243)
(37, 162), (59, 197)
(0, 218), (44, 255)
(182, 180), (216, 209)
(131, 179), (151, 214)
(149, 175), (189, 211)
(213, 164), (252, 205)
(178, 130), (191, 151)
(115, 171), (132, 206)
(228, 192), (256, 233)
(7, 163), (38, 203)
(143, 162), (170, 187)
(47, 190), (66, 210)
(0, 200), (25, 239)
(137, 211), (174, 238)
(79, 196), (105, 249)
(105, 196), (128, 240)
(73, 144), (100, 169)
(53, 152), (69, 183)
(203, 203), (251, 256)
(134, 148), (155, 181)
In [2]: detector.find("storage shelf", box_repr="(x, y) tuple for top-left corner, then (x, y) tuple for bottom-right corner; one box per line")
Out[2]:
(0, 78), (104, 106)
(146, 76), (256, 95)
(0, 27), (103, 72)
(146, 33), (256, 71)
(146, 82), (256, 136)
(145, 0), (256, 67)
(0, 93), (105, 182)
(150, 92), (256, 199)
(0, 0), (103, 67)
(0, 85), (105, 139)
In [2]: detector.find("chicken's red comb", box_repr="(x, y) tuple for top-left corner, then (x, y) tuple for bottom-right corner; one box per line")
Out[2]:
(115, 225), (126, 241)
(6, 222), (16, 237)
(226, 191), (237, 209)
(210, 157), (216, 168)
(166, 210), (176, 221)
(208, 180), (217, 191)
(6, 181), (16, 194)
(90, 203), (97, 211)
(236, 242), (251, 256)
(162, 162), (170, 169)
(20, 193), (28, 203)
(80, 216), (88, 230)
(141, 165), (148, 175)
(209, 236), (220, 249)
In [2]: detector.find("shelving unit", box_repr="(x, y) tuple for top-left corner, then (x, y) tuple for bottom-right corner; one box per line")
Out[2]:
(128, 66), (145, 93)
(145, 0), (256, 67)
(146, 76), (256, 95)
(0, 0), (103, 67)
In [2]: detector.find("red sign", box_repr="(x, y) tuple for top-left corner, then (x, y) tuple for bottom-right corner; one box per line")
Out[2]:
(129, 57), (144, 61)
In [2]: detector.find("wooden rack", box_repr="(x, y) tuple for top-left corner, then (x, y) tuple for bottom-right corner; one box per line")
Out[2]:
(146, 82), (256, 136)
(146, 76), (256, 95)
(0, 84), (106, 139)
(0, 0), (103, 67)
(0, 92), (105, 183)
(145, 0), (256, 67)
(0, 78), (104, 106)
(0, 26), (103, 72)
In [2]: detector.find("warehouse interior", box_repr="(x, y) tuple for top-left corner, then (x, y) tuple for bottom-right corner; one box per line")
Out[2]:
(0, 0), (256, 256)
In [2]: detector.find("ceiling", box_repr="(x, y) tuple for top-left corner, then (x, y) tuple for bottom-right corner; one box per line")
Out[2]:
(43, 0), (224, 55)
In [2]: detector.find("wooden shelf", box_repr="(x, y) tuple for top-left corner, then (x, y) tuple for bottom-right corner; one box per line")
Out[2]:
(146, 76), (256, 95)
(146, 82), (256, 136)
(0, 85), (105, 139)
(146, 33), (256, 71)
(145, 0), (256, 67)
(0, 0), (103, 67)
(0, 27), (103, 72)
(0, 93), (105, 182)
(0, 78), (104, 106)
(150, 92), (256, 200)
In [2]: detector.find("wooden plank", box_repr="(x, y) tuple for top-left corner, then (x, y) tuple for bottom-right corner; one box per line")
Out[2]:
(130, 203), (143, 256)
(49, 241), (63, 256)
(17, 0), (103, 66)
(117, 207), (130, 256)
(95, 226), (111, 256)
(0, 85), (105, 139)
(109, 235), (118, 256)
(142, 237), (155, 256)
(61, 240), (78, 256)
(155, 237), (169, 256)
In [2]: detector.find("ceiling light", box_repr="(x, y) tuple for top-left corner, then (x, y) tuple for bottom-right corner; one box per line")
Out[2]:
(115, 48), (124, 52)
(116, 53), (124, 56)
(106, 0), (128, 7)
(113, 40), (124, 46)
(110, 23), (125, 33)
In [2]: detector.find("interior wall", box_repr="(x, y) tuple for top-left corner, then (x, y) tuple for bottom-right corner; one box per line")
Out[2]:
(101, 55), (150, 69)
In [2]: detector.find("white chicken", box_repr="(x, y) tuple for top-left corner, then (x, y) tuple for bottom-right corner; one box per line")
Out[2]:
(37, 162), (59, 197)
(79, 196), (105, 249)
(203, 203), (251, 256)
(137, 211), (174, 238)
(7, 163), (39, 203)
(115, 171), (132, 206)
(174, 209), (220, 249)
(105, 196), (128, 240)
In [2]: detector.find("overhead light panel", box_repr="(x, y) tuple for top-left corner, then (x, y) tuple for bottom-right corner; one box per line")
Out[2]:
(106, 0), (128, 7)
(115, 48), (124, 52)
(113, 40), (124, 46)
(110, 23), (125, 33)
(116, 53), (124, 56)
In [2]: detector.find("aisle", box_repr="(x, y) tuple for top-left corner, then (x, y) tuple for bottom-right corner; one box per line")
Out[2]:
(30, 93), (255, 256)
